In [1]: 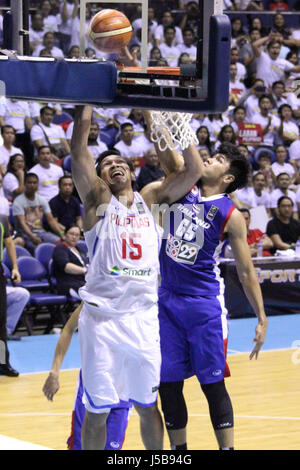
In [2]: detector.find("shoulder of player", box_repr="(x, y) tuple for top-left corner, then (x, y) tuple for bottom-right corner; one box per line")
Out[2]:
(139, 179), (165, 206)
(223, 207), (245, 237)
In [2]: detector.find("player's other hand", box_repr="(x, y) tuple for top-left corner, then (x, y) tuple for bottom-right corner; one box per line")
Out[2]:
(43, 372), (60, 401)
(249, 318), (268, 360)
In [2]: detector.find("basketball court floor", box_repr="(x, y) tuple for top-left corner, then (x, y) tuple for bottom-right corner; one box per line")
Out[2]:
(0, 313), (299, 451)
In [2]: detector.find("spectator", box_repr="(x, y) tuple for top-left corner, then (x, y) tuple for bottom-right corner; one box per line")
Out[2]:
(134, 124), (156, 155)
(6, 285), (30, 341)
(266, 196), (300, 253)
(177, 27), (197, 61)
(236, 28), (262, 84)
(230, 16), (246, 43)
(136, 149), (165, 191)
(248, 16), (269, 38)
(214, 125), (237, 151)
(270, 13), (291, 42)
(277, 104), (300, 148)
(252, 35), (300, 88)
(0, 99), (34, 167)
(30, 145), (64, 201)
(86, 121), (108, 161)
(199, 148), (211, 162)
(0, 213), (21, 376)
(237, 78), (266, 121)
(231, 106), (247, 135)
(234, 172), (257, 209)
(229, 63), (247, 106)
(251, 95), (280, 148)
(52, 224), (88, 298)
(30, 106), (70, 159)
(2, 154), (26, 204)
(178, 2), (200, 40)
(0, 125), (23, 178)
(92, 107), (118, 133)
(127, 109), (146, 140)
(271, 145), (296, 183)
(230, 46), (247, 82)
(270, 172), (298, 219)
(158, 25), (180, 67)
(57, 0), (79, 55)
(255, 151), (275, 192)
(235, 1), (263, 10)
(268, 1), (289, 12)
(154, 10), (183, 46)
(196, 126), (213, 153)
(12, 173), (63, 254)
(252, 171), (272, 217)
(29, 11), (45, 54)
(39, 0), (59, 33)
(114, 122), (144, 172)
(49, 175), (82, 233)
(32, 31), (64, 58)
(201, 113), (230, 145)
(239, 208), (273, 257)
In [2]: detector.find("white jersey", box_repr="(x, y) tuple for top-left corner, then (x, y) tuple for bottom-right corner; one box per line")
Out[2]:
(80, 192), (162, 316)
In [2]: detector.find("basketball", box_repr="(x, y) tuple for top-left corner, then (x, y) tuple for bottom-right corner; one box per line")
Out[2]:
(88, 9), (133, 54)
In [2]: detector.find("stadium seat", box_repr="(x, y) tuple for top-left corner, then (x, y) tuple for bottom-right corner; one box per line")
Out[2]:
(35, 243), (55, 271)
(1, 262), (11, 281)
(62, 154), (72, 172)
(16, 256), (50, 291)
(3, 246), (32, 269)
(77, 240), (88, 254)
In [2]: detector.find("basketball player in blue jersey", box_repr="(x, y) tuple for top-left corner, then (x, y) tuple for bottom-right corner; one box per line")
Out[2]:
(70, 105), (204, 450)
(143, 109), (268, 450)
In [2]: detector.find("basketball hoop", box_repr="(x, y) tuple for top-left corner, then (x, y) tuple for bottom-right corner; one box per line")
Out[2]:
(150, 111), (198, 152)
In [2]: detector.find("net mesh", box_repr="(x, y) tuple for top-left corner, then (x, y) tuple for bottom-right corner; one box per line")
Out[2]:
(150, 111), (198, 152)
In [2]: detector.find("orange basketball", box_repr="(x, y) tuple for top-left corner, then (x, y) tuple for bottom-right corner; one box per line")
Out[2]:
(88, 9), (133, 54)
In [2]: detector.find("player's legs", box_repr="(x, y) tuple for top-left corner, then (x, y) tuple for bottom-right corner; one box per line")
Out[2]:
(158, 288), (232, 449)
(159, 381), (188, 449)
(134, 403), (164, 450)
(67, 371), (131, 450)
(201, 380), (234, 450)
(81, 409), (109, 450)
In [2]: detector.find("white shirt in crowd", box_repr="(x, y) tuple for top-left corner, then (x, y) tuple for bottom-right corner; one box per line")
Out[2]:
(250, 113), (280, 146)
(0, 195), (9, 215)
(271, 161), (296, 179)
(235, 186), (257, 208)
(0, 99), (31, 134)
(30, 163), (64, 201)
(30, 122), (66, 148)
(255, 51), (294, 88)
(158, 43), (181, 67)
(2, 172), (19, 203)
(0, 145), (23, 173)
(177, 43), (197, 61)
(270, 188), (298, 212)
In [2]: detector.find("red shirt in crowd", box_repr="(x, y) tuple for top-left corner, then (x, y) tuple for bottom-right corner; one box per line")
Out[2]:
(247, 229), (272, 256)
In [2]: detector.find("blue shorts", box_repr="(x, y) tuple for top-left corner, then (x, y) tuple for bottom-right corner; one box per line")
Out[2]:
(67, 370), (132, 450)
(158, 287), (230, 385)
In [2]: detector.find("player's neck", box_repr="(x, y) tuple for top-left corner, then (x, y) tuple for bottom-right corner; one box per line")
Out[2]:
(114, 188), (134, 208)
(199, 182), (225, 198)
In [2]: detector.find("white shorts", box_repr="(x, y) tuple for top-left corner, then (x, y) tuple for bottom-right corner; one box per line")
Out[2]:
(78, 302), (161, 414)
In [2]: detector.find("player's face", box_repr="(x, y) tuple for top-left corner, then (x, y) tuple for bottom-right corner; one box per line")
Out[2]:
(99, 155), (131, 190)
(201, 153), (232, 183)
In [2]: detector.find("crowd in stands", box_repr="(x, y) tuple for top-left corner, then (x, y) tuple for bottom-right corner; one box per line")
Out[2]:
(1, 1), (300, 339)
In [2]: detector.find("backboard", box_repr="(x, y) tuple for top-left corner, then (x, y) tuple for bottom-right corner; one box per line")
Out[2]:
(0, 0), (231, 113)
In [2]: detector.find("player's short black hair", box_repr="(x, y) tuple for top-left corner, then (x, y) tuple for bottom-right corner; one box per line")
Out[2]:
(217, 143), (250, 194)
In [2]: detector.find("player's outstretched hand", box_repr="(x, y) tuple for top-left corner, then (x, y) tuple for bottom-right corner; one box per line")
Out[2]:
(43, 372), (60, 401)
(249, 319), (268, 360)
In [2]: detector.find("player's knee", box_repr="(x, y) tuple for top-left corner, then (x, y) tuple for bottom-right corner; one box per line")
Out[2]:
(84, 410), (108, 431)
(159, 382), (188, 430)
(134, 402), (159, 419)
(201, 380), (234, 431)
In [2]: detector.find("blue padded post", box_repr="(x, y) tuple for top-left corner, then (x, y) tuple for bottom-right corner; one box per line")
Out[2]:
(0, 58), (117, 103)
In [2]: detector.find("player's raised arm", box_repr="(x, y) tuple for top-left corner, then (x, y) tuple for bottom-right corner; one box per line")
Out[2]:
(143, 110), (184, 175)
(225, 209), (268, 359)
(141, 111), (203, 206)
(71, 106), (111, 230)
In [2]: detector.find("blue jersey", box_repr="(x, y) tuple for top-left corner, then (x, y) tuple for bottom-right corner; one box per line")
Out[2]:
(159, 186), (236, 296)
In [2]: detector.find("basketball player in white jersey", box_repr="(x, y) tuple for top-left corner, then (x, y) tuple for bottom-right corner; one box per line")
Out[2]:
(70, 105), (204, 450)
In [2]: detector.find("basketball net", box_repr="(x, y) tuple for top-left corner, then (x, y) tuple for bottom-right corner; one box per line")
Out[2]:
(150, 111), (198, 152)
